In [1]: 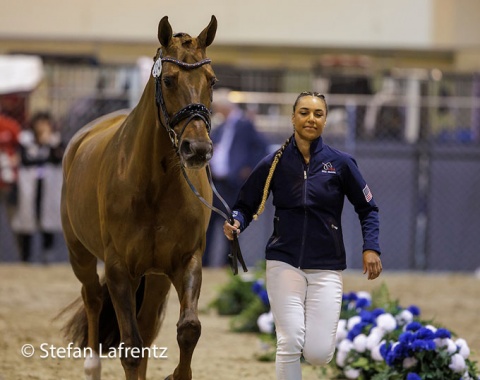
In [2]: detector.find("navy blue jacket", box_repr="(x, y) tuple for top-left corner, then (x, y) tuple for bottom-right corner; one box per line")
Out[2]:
(232, 136), (381, 270)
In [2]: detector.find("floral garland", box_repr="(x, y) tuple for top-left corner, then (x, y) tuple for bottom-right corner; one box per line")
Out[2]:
(210, 269), (479, 379)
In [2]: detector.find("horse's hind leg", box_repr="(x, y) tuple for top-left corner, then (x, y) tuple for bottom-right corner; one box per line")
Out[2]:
(67, 240), (103, 380)
(168, 256), (203, 380)
(136, 274), (171, 380)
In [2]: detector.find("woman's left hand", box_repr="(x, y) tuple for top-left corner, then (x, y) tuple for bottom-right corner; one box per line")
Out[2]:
(363, 250), (382, 280)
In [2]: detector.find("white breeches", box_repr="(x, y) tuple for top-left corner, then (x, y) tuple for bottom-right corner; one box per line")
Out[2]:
(266, 260), (343, 380)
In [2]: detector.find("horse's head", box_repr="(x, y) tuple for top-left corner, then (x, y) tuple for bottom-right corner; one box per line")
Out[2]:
(154, 15), (217, 169)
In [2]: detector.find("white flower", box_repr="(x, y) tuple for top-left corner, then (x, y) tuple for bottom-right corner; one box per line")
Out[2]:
(403, 356), (418, 369)
(446, 338), (458, 354)
(435, 337), (458, 355)
(425, 324), (437, 333)
(376, 313), (397, 332)
(336, 350), (348, 367)
(370, 342), (385, 362)
(366, 327), (384, 350)
(257, 311), (274, 334)
(338, 339), (354, 353)
(456, 338), (471, 359)
(396, 309), (413, 326)
(336, 328), (347, 344)
(434, 337), (448, 348)
(344, 367), (361, 379)
(356, 291), (371, 300)
(347, 315), (361, 331)
(449, 353), (466, 373)
(338, 319), (347, 332)
(336, 320), (348, 344)
(353, 334), (367, 353)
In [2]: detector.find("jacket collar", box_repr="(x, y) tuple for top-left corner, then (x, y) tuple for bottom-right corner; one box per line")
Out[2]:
(291, 134), (324, 155)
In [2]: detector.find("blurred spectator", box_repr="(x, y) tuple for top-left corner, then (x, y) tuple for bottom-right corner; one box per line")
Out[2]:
(364, 72), (404, 140)
(0, 112), (21, 224)
(11, 111), (64, 263)
(63, 75), (130, 143)
(204, 88), (269, 267)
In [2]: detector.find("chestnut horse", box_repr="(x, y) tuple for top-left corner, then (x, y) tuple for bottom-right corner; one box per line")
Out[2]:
(61, 16), (217, 380)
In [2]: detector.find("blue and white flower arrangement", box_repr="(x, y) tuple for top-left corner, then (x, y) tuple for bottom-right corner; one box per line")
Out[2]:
(333, 285), (479, 380)
(210, 270), (479, 379)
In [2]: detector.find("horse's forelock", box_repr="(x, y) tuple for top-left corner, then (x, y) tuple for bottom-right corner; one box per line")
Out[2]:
(172, 33), (208, 57)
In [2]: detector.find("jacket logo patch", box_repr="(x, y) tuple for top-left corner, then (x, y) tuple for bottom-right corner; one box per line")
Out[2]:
(321, 162), (336, 174)
(363, 184), (373, 202)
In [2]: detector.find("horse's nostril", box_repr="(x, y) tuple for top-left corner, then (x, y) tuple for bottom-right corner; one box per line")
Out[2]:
(180, 141), (193, 157)
(181, 140), (212, 161)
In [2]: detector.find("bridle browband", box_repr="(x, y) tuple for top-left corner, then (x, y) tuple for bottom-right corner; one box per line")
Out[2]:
(152, 49), (248, 275)
(153, 51), (212, 148)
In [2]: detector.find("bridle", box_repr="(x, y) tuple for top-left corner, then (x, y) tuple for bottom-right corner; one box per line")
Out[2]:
(152, 49), (247, 275)
(152, 50), (212, 148)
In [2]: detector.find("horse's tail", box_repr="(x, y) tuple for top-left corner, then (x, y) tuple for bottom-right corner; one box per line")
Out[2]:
(57, 276), (146, 352)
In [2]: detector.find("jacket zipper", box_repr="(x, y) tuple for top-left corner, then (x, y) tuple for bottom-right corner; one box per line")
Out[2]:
(330, 222), (342, 257)
(298, 166), (309, 268)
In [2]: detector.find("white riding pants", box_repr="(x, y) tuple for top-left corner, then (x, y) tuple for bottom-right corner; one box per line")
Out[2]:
(266, 260), (343, 380)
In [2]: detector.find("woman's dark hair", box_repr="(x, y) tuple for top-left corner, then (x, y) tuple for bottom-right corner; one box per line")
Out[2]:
(292, 91), (328, 115)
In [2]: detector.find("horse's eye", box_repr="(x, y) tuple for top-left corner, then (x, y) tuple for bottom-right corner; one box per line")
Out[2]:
(210, 78), (218, 88)
(163, 76), (174, 88)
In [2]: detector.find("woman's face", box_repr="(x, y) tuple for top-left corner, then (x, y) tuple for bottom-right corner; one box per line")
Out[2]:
(291, 95), (327, 142)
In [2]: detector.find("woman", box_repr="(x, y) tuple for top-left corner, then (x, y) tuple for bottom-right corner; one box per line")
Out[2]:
(11, 111), (64, 263)
(223, 92), (383, 379)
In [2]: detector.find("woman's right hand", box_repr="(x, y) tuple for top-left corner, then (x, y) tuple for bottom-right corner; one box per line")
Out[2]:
(223, 219), (241, 241)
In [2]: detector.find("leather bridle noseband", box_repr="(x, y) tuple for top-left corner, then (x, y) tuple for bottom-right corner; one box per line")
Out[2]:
(152, 50), (212, 148)
(152, 50), (248, 275)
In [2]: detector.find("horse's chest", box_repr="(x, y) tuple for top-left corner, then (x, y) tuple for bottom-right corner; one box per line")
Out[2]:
(124, 194), (203, 235)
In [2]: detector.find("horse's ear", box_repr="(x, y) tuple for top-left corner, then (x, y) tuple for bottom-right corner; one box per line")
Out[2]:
(158, 16), (173, 47)
(197, 15), (217, 48)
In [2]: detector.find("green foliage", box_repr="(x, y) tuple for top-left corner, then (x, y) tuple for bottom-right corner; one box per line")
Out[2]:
(256, 333), (277, 362)
(208, 272), (257, 315)
(370, 282), (399, 314)
(230, 296), (269, 332)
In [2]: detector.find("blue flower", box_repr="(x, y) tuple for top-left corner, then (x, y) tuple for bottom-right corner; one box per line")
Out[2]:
(385, 343), (409, 365)
(407, 305), (421, 316)
(405, 321), (423, 332)
(399, 331), (415, 344)
(414, 327), (435, 340)
(343, 292), (358, 302)
(406, 373), (422, 380)
(372, 308), (385, 317)
(380, 342), (391, 359)
(258, 289), (270, 307)
(411, 339), (436, 352)
(356, 297), (371, 309)
(251, 280), (265, 294)
(347, 322), (368, 340)
(435, 328), (451, 339)
(359, 310), (375, 324)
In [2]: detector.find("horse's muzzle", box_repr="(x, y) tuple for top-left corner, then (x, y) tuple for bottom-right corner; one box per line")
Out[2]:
(180, 139), (213, 168)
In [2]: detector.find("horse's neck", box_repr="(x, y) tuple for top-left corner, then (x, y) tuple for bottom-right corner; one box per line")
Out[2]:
(119, 79), (178, 184)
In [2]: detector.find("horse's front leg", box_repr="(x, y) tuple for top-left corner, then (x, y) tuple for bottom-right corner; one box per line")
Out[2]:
(136, 274), (171, 380)
(168, 254), (203, 380)
(104, 255), (143, 380)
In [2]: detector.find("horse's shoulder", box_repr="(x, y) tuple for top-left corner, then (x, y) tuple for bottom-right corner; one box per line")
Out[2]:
(63, 110), (130, 171)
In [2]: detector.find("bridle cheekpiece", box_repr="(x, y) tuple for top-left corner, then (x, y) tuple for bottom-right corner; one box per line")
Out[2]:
(153, 50), (212, 149)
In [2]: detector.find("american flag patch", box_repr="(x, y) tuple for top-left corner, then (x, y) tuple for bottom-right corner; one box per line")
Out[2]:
(363, 185), (373, 202)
